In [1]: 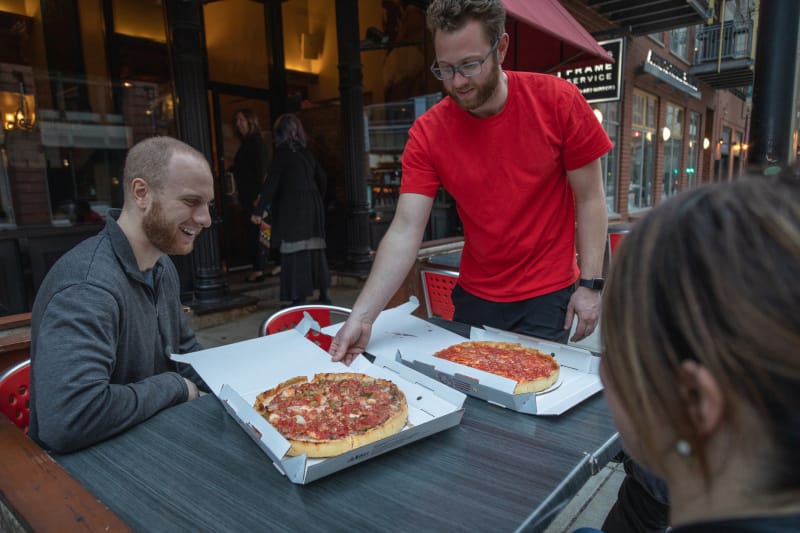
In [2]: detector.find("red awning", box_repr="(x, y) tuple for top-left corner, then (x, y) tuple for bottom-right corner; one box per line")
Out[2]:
(501, 0), (613, 73)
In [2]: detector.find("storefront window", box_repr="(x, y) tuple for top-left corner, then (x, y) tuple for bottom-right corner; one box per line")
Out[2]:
(592, 102), (620, 213)
(686, 111), (701, 188)
(0, 0), (176, 225)
(663, 103), (684, 198)
(629, 90), (657, 210)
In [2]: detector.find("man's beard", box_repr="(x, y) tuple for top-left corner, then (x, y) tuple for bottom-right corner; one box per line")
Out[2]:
(143, 200), (194, 255)
(445, 65), (500, 112)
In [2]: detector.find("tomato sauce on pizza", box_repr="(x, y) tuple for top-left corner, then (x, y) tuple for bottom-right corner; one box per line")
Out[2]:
(434, 341), (560, 394)
(253, 373), (408, 457)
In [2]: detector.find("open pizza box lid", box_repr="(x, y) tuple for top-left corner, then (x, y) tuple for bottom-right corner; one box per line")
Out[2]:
(330, 301), (602, 416)
(172, 312), (465, 485)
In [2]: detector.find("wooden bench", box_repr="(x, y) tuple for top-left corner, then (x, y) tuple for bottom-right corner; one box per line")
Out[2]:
(0, 415), (131, 532)
(0, 313), (32, 374)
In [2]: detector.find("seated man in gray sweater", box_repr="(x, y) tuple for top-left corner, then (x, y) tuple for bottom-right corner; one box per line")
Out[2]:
(29, 136), (214, 453)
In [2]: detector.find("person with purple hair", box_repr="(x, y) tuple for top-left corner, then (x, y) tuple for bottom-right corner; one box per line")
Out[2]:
(251, 114), (330, 306)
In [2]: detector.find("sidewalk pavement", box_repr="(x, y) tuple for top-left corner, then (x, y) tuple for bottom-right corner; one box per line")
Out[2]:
(190, 269), (364, 345)
(190, 271), (620, 533)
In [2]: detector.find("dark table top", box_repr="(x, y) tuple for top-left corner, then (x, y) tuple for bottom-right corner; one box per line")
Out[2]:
(53, 318), (619, 532)
(53, 394), (618, 533)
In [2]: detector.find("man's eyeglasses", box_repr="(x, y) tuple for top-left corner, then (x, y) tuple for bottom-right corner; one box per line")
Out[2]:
(430, 40), (499, 81)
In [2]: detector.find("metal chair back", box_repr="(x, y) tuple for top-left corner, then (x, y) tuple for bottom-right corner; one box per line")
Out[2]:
(260, 305), (352, 351)
(420, 269), (458, 320)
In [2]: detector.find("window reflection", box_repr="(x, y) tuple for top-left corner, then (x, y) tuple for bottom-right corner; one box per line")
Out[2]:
(629, 91), (656, 210)
(593, 102), (620, 213)
(0, 0), (176, 224)
(663, 103), (684, 198)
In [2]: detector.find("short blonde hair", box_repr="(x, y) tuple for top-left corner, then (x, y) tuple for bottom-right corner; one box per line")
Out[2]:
(122, 136), (208, 195)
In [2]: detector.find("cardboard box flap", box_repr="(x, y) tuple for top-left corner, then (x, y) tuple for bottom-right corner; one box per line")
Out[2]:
(362, 309), (467, 361)
(218, 384), (291, 462)
(171, 329), (364, 396)
(377, 355), (466, 410)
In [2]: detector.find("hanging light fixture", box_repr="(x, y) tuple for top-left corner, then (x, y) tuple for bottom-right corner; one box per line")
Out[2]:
(12, 71), (35, 131)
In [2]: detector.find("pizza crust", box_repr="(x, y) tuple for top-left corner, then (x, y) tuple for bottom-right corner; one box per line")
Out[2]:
(512, 371), (560, 394)
(253, 373), (408, 458)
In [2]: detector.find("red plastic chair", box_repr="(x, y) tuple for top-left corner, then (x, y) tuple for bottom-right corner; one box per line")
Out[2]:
(0, 359), (31, 434)
(609, 231), (628, 256)
(603, 227), (630, 276)
(421, 269), (458, 320)
(259, 305), (352, 350)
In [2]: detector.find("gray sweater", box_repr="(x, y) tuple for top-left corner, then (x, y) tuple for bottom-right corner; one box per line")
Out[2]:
(29, 217), (205, 453)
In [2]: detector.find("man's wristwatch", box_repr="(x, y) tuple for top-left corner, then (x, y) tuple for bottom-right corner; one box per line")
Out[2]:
(578, 278), (605, 291)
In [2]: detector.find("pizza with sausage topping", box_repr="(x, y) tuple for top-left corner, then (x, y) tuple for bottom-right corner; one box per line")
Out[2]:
(433, 341), (560, 394)
(253, 372), (408, 458)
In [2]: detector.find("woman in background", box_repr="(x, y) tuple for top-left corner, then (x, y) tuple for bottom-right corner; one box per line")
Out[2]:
(231, 109), (271, 282)
(252, 114), (330, 306)
(598, 176), (800, 532)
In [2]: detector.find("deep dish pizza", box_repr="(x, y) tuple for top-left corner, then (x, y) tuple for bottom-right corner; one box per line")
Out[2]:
(433, 341), (560, 394)
(253, 372), (408, 458)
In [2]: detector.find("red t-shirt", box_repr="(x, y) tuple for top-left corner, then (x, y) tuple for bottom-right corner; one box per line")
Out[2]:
(400, 71), (612, 301)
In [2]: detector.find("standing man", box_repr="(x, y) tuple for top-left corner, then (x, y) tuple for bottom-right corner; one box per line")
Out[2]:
(331, 0), (611, 365)
(29, 136), (214, 453)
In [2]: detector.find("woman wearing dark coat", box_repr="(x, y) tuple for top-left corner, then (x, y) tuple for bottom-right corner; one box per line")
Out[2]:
(231, 109), (270, 281)
(252, 114), (330, 305)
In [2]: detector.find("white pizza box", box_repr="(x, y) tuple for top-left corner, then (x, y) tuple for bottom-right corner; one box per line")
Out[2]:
(171, 314), (465, 485)
(335, 302), (602, 416)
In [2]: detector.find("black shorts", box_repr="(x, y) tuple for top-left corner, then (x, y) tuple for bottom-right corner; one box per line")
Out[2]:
(451, 283), (574, 344)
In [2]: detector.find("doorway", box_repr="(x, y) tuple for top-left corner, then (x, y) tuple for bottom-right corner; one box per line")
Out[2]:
(208, 85), (271, 271)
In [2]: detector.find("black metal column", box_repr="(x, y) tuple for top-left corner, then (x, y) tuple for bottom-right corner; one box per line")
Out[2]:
(164, 0), (227, 302)
(747, 0), (800, 175)
(335, 0), (372, 274)
(265, 0), (288, 123)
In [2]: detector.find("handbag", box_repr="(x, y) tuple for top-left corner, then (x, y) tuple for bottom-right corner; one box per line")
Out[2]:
(259, 208), (272, 249)
(224, 171), (240, 207)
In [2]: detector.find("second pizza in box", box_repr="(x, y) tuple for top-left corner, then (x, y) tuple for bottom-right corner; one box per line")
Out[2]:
(358, 303), (603, 416)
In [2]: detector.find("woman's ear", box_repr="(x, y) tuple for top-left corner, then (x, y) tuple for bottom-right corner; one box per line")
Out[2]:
(679, 360), (725, 437)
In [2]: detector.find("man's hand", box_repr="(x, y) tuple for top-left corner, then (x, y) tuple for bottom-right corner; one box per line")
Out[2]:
(329, 317), (373, 366)
(184, 378), (200, 401)
(565, 287), (601, 342)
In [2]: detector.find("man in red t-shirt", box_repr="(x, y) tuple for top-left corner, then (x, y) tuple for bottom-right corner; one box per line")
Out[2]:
(331, 0), (609, 361)
(332, 4), (667, 529)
